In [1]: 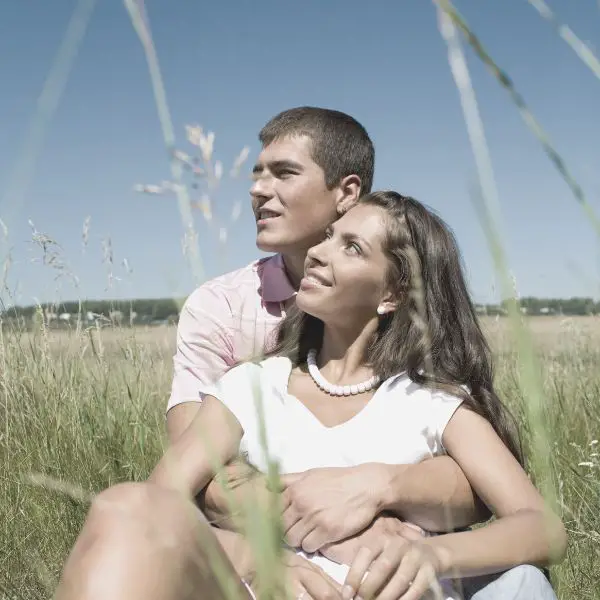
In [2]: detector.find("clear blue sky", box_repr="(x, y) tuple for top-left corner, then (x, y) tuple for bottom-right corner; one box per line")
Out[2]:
(1, 0), (599, 307)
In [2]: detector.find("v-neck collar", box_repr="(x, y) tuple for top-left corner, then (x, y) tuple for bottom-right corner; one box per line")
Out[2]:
(278, 358), (390, 431)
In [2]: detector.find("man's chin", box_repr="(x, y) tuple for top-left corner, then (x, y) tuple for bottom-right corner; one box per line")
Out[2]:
(256, 233), (288, 253)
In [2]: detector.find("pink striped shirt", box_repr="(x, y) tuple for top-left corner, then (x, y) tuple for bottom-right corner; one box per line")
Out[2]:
(167, 254), (296, 411)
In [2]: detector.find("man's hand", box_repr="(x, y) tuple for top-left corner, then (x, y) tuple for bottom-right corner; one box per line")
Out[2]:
(279, 464), (389, 553)
(320, 514), (425, 567)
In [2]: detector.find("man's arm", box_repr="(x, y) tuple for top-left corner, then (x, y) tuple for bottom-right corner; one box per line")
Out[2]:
(166, 285), (233, 443)
(277, 458), (488, 553)
(203, 455), (488, 551)
(378, 456), (490, 532)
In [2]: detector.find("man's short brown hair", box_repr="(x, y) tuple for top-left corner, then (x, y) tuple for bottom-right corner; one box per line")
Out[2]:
(259, 106), (375, 194)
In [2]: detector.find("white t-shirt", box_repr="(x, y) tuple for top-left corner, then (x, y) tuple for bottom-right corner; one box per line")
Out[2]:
(204, 356), (463, 598)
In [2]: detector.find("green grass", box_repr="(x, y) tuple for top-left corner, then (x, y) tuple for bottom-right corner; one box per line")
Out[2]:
(1, 318), (599, 599)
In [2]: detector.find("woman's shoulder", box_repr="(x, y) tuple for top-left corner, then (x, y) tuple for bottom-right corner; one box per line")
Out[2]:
(382, 372), (466, 404)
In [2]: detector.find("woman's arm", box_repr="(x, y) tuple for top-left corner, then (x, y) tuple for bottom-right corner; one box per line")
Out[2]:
(424, 406), (567, 577)
(342, 406), (567, 600)
(149, 395), (243, 499)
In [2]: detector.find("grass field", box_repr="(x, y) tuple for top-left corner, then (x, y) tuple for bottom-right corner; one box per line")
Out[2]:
(1, 316), (599, 599)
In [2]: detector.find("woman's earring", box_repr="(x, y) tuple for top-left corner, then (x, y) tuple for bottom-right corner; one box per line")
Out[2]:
(377, 306), (385, 316)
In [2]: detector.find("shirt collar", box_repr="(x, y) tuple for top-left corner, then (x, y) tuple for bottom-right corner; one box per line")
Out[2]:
(259, 254), (297, 303)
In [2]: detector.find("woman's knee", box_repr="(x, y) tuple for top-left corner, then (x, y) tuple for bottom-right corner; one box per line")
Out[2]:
(85, 482), (201, 542)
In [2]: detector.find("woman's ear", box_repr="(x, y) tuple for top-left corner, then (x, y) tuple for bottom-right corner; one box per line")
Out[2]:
(377, 287), (403, 316)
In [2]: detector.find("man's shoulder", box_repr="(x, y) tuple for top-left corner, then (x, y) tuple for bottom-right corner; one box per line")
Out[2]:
(183, 256), (273, 306)
(198, 256), (270, 292)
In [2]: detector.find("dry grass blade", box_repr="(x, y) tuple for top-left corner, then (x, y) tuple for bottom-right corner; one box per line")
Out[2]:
(432, 0), (600, 237)
(526, 0), (600, 81)
(123, 0), (205, 284)
(23, 472), (93, 505)
(0, 0), (97, 269)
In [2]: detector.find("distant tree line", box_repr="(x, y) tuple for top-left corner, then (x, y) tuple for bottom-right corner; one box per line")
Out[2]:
(1, 295), (599, 328)
(0, 297), (183, 327)
(481, 297), (599, 317)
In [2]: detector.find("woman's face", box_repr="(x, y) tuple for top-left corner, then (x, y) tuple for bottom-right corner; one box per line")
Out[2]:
(296, 203), (396, 327)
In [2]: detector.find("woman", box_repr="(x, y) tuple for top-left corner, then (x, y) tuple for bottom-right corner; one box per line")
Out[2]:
(148, 191), (566, 600)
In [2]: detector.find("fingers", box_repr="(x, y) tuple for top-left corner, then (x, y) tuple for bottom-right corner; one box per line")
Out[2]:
(285, 518), (316, 549)
(293, 585), (312, 600)
(345, 543), (442, 600)
(396, 522), (426, 542)
(342, 546), (378, 599)
(299, 526), (331, 554)
(398, 566), (442, 600)
(281, 492), (298, 529)
(296, 562), (342, 600)
(374, 550), (424, 600)
(355, 544), (406, 599)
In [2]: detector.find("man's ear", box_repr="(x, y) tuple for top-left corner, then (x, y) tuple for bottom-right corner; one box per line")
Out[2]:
(335, 174), (362, 216)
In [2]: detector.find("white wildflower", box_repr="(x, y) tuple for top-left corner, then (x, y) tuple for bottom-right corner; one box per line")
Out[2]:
(230, 146), (250, 177)
(122, 258), (132, 274)
(200, 131), (215, 162)
(186, 124), (203, 147)
(214, 160), (223, 180)
(174, 150), (191, 164)
(198, 195), (212, 222)
(134, 184), (164, 195)
(231, 200), (242, 221)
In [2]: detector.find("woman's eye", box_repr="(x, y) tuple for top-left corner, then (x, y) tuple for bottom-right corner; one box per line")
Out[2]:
(346, 242), (361, 255)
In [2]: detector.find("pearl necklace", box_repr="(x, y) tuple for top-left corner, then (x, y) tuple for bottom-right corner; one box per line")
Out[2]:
(306, 349), (380, 396)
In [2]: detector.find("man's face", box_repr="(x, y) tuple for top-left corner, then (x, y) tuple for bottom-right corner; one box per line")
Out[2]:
(250, 135), (340, 255)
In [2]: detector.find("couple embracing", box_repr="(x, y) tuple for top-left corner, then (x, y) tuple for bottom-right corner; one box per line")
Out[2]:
(57, 107), (565, 600)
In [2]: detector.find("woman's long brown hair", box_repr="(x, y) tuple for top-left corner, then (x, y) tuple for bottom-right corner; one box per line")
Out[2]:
(264, 191), (523, 465)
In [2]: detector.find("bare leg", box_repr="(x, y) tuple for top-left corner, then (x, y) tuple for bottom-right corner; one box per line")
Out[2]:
(55, 482), (252, 600)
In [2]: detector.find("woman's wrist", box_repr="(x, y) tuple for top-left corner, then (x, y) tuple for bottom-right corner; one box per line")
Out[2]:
(421, 537), (454, 578)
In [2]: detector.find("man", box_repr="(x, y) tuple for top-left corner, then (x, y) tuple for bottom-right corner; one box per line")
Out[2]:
(56, 107), (557, 600)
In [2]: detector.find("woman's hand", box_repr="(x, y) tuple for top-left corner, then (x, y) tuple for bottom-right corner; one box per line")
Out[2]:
(342, 540), (445, 600)
(321, 514), (424, 566)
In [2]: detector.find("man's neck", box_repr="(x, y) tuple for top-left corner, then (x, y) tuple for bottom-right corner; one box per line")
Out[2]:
(281, 253), (306, 290)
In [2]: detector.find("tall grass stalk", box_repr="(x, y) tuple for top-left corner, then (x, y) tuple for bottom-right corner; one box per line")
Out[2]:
(526, 0), (600, 81)
(0, 0), (97, 292)
(433, 0), (600, 237)
(123, 0), (205, 288)
(435, 0), (556, 519)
